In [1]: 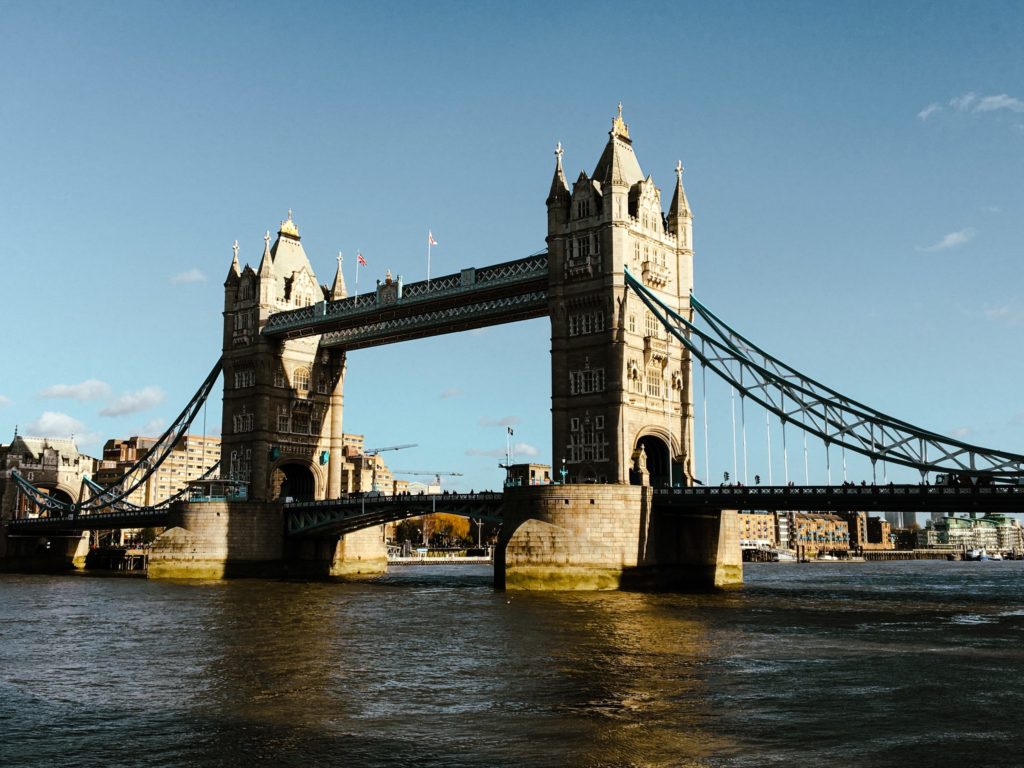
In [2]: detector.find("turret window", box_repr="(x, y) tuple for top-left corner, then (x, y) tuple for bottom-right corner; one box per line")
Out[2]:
(234, 368), (255, 389)
(569, 311), (605, 336)
(569, 368), (605, 395)
(294, 367), (311, 392)
(576, 199), (592, 218)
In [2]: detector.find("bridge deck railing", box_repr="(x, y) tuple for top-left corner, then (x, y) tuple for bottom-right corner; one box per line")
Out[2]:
(263, 254), (548, 336)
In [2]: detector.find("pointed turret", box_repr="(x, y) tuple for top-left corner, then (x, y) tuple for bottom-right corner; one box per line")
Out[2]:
(257, 231), (273, 278)
(224, 240), (241, 287)
(546, 141), (570, 205)
(592, 103), (644, 189)
(667, 161), (693, 249)
(330, 252), (347, 300)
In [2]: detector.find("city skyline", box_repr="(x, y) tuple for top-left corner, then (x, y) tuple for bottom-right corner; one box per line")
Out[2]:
(2, 1), (1023, 492)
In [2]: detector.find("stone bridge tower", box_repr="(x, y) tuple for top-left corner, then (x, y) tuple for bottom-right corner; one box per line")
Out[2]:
(221, 213), (348, 502)
(546, 107), (696, 487)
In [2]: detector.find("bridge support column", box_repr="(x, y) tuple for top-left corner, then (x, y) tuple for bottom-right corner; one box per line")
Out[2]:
(148, 501), (285, 579)
(282, 526), (388, 579)
(495, 485), (742, 591)
(0, 527), (89, 572)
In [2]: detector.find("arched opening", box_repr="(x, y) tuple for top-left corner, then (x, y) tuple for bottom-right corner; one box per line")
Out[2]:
(271, 463), (315, 502)
(47, 488), (74, 506)
(633, 435), (671, 488)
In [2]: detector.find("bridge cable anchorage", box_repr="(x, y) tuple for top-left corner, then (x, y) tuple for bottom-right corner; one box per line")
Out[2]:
(14, 358), (224, 518)
(623, 269), (1024, 482)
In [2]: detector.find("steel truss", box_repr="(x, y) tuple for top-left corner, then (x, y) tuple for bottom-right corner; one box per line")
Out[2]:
(623, 269), (1024, 480)
(13, 359), (223, 517)
(286, 493), (503, 537)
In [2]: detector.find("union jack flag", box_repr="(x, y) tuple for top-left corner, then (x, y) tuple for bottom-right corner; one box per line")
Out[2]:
(357, 252), (366, 266)
(428, 231), (437, 246)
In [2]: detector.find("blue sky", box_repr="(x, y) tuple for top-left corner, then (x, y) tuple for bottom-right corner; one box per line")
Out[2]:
(1, 0), (1023, 492)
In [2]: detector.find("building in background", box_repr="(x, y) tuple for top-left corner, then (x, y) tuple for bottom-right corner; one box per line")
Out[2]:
(93, 434), (221, 506)
(0, 435), (97, 518)
(738, 511), (777, 549)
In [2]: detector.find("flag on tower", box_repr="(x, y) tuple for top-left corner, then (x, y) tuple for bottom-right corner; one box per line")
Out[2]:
(357, 252), (367, 266)
(428, 231), (437, 246)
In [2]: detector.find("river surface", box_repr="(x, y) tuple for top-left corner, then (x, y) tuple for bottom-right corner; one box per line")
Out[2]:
(1, 561), (1022, 767)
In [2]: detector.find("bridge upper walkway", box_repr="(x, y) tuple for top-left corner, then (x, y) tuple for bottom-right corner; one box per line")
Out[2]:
(261, 253), (549, 349)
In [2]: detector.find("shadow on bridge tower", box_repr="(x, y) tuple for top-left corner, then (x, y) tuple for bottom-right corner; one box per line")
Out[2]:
(148, 214), (386, 579)
(497, 107), (741, 590)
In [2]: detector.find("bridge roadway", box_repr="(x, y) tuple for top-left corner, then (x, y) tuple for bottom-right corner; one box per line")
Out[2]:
(261, 253), (549, 349)
(8, 485), (1021, 537)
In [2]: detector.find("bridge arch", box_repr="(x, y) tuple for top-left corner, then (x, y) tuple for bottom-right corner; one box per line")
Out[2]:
(270, 460), (321, 502)
(633, 428), (682, 488)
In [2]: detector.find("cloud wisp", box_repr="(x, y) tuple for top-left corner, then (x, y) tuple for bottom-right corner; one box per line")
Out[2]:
(917, 103), (941, 121)
(0, 394), (10, 407)
(100, 386), (165, 417)
(919, 92), (1024, 123)
(479, 415), (520, 428)
(917, 228), (975, 253)
(466, 442), (539, 459)
(39, 379), (111, 401)
(983, 301), (1024, 326)
(170, 268), (207, 285)
(440, 387), (463, 399)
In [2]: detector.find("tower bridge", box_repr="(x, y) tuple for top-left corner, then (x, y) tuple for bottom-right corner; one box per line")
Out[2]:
(5, 106), (1023, 587)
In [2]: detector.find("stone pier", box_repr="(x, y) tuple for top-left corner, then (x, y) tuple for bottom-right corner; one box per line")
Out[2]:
(148, 501), (386, 580)
(0, 525), (89, 572)
(495, 484), (741, 591)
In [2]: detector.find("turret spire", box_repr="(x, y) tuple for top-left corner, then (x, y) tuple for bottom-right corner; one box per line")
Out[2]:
(668, 160), (692, 220)
(546, 140), (570, 205)
(225, 239), (241, 285)
(330, 251), (347, 300)
(257, 230), (273, 277)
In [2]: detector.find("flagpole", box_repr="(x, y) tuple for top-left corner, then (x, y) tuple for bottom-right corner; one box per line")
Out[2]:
(355, 250), (360, 298)
(427, 231), (431, 288)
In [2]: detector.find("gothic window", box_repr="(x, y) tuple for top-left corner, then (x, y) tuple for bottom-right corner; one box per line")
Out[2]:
(277, 406), (290, 433)
(292, 412), (309, 435)
(646, 370), (662, 397)
(234, 368), (255, 389)
(628, 314), (636, 334)
(273, 369), (286, 388)
(569, 368), (605, 395)
(294, 367), (311, 393)
(311, 411), (323, 435)
(317, 375), (330, 394)
(239, 280), (253, 301)
(645, 312), (660, 338)
(568, 311), (605, 337)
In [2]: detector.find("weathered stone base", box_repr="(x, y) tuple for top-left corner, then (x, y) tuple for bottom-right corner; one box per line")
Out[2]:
(0, 528), (89, 572)
(496, 484), (742, 591)
(283, 526), (388, 579)
(148, 501), (388, 580)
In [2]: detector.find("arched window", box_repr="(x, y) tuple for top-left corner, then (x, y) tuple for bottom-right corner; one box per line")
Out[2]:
(294, 368), (310, 392)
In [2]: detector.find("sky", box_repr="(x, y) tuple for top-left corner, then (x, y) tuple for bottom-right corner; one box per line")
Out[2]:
(1, 0), (1023, 494)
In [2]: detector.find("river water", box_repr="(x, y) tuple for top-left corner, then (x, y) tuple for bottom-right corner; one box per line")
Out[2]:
(1, 561), (1022, 767)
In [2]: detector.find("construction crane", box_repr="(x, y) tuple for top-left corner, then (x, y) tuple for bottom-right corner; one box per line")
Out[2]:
(392, 470), (463, 492)
(363, 444), (418, 493)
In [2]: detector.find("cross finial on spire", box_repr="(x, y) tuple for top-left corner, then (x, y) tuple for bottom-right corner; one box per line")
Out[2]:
(676, 160), (684, 179)
(264, 231), (270, 244)
(617, 102), (623, 120)
(232, 239), (239, 259)
(287, 208), (292, 221)
(337, 251), (343, 267)
(555, 141), (563, 160)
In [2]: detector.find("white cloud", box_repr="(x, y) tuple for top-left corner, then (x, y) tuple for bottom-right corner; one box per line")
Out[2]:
(917, 103), (941, 121)
(25, 411), (86, 437)
(140, 417), (166, 436)
(479, 415), (520, 428)
(950, 92), (977, 111)
(100, 386), (165, 417)
(950, 426), (972, 439)
(917, 228), (975, 253)
(0, 394), (10, 407)
(466, 442), (539, 459)
(974, 94), (1024, 113)
(170, 268), (207, 285)
(39, 379), (111, 401)
(440, 387), (462, 399)
(983, 301), (1024, 326)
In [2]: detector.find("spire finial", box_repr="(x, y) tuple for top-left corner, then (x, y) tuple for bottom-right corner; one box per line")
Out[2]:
(555, 141), (563, 160)
(676, 160), (684, 180)
(611, 102), (630, 139)
(287, 208), (293, 221)
(337, 251), (343, 267)
(264, 231), (270, 244)
(232, 239), (239, 259)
